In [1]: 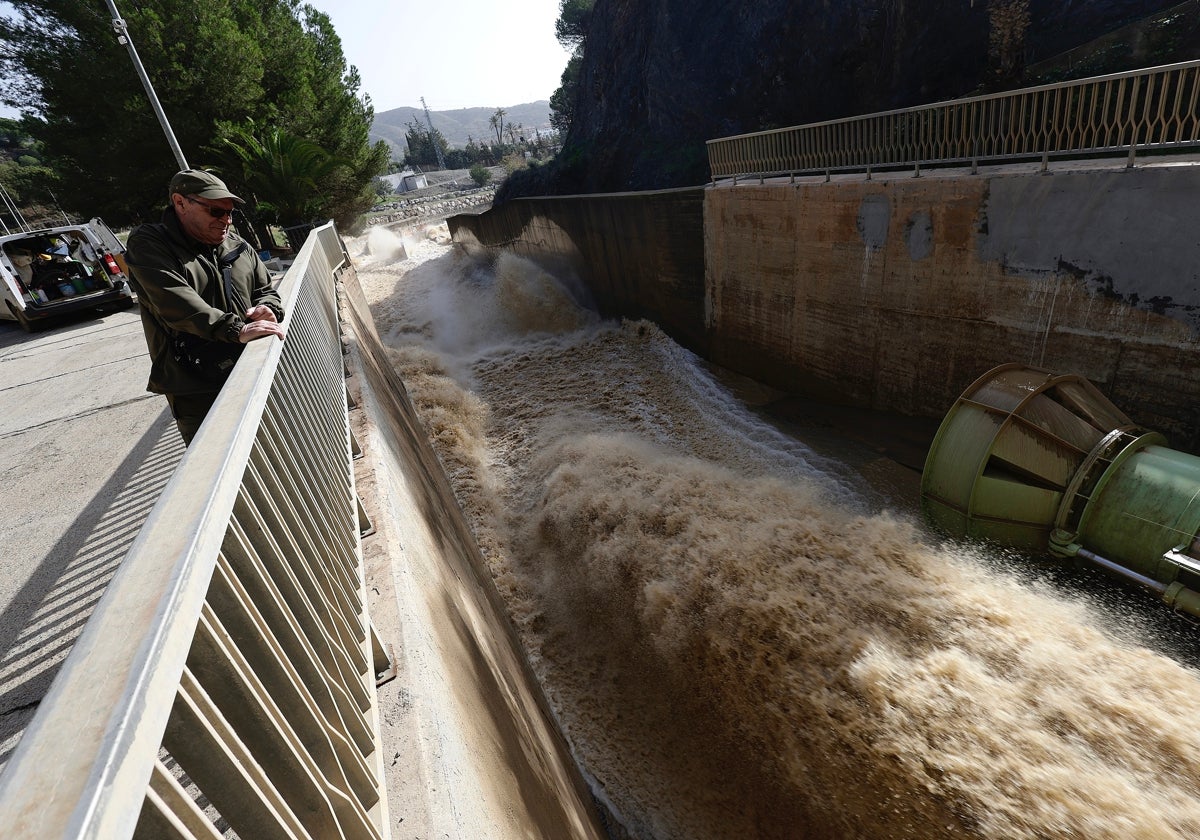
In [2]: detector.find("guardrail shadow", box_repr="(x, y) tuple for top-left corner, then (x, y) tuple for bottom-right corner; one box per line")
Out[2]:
(0, 410), (183, 772)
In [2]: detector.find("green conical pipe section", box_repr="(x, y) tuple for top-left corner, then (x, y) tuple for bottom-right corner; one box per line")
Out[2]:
(922, 364), (1200, 617)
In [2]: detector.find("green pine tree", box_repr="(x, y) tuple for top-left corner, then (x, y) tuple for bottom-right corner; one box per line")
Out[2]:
(0, 1), (386, 226)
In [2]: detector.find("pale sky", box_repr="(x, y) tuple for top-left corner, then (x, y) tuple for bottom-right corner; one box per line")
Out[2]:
(0, 1), (572, 118)
(302, 0), (573, 113)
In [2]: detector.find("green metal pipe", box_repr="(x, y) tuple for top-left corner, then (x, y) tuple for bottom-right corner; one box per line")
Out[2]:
(921, 364), (1200, 617)
(1051, 444), (1200, 583)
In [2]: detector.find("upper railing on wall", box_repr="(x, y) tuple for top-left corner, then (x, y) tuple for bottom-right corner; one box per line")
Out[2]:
(707, 60), (1200, 182)
(0, 223), (390, 838)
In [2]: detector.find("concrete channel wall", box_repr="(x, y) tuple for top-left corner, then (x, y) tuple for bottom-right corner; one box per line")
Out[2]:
(339, 266), (607, 838)
(451, 187), (709, 353)
(450, 163), (1200, 452)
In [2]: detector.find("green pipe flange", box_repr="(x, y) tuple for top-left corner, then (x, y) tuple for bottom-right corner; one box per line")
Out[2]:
(1052, 429), (1166, 538)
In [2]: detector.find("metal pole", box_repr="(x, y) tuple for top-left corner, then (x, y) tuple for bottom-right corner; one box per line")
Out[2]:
(420, 97), (446, 170)
(1075, 547), (1168, 596)
(103, 0), (189, 171)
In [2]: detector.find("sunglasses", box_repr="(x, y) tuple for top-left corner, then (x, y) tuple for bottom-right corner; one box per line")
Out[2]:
(183, 194), (235, 219)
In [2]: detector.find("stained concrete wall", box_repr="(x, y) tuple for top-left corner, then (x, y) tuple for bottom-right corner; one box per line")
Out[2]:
(705, 164), (1200, 451)
(450, 163), (1200, 452)
(451, 187), (708, 353)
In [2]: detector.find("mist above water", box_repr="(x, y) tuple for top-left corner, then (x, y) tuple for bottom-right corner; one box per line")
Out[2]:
(364, 226), (408, 264)
(359, 242), (1200, 839)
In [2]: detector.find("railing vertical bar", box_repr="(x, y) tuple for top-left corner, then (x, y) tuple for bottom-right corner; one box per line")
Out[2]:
(134, 760), (225, 840)
(228, 495), (375, 753)
(243, 443), (368, 674)
(258, 388), (356, 560)
(166, 669), (311, 840)
(256, 406), (361, 603)
(274, 360), (351, 500)
(1187, 68), (1200, 139)
(243, 436), (341, 598)
(189, 605), (379, 839)
(237, 464), (372, 710)
(207, 557), (381, 812)
(263, 381), (349, 539)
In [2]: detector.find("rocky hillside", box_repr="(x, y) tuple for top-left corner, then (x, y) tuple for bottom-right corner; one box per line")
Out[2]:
(507, 0), (1190, 197)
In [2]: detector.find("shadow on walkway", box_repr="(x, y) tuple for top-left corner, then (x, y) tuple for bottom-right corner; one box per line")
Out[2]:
(0, 410), (183, 772)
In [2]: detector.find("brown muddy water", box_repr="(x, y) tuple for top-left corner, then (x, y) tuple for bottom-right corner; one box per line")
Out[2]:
(352, 226), (1200, 840)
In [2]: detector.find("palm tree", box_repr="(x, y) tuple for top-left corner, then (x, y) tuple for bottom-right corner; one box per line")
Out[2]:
(211, 124), (348, 227)
(490, 108), (507, 145)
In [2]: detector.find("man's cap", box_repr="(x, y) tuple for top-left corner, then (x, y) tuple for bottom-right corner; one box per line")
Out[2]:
(169, 169), (244, 204)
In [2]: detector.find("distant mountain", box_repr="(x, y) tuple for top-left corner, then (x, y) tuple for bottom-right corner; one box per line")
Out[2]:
(371, 101), (553, 160)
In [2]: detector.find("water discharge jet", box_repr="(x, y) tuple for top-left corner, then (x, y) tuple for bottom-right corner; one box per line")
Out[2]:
(364, 225), (408, 264)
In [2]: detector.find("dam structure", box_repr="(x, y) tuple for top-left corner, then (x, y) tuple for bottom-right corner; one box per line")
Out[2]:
(451, 60), (1200, 452)
(2, 61), (1200, 839)
(420, 58), (1200, 838)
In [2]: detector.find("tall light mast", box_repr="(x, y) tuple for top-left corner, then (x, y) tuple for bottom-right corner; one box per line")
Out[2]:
(103, 0), (188, 170)
(420, 97), (446, 170)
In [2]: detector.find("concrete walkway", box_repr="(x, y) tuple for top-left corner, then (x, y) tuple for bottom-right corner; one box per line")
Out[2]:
(0, 308), (182, 770)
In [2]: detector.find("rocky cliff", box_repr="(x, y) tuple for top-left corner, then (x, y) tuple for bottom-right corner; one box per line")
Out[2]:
(503, 0), (1187, 198)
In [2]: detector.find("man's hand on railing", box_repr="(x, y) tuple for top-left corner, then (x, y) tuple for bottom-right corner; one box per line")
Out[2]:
(239, 312), (285, 342)
(245, 304), (278, 323)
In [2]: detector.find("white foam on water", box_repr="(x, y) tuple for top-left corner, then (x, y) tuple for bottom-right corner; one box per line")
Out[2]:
(364, 225), (408, 264)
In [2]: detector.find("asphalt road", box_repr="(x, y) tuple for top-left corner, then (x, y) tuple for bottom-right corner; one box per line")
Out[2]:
(0, 305), (183, 771)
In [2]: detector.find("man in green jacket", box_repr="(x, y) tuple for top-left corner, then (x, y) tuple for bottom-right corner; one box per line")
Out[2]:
(126, 169), (285, 444)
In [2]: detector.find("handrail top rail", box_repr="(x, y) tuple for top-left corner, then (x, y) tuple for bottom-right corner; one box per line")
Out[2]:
(706, 58), (1200, 146)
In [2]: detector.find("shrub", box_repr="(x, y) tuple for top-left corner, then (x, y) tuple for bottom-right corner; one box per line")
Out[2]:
(469, 164), (492, 187)
(501, 152), (528, 174)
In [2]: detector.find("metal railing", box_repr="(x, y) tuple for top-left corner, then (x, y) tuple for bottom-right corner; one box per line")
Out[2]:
(707, 59), (1200, 181)
(0, 223), (390, 838)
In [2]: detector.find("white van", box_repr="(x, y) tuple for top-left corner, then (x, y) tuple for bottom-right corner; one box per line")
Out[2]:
(0, 218), (135, 331)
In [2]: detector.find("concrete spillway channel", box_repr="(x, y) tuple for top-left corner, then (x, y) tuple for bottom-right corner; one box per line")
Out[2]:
(343, 220), (1200, 840)
(4, 183), (1198, 836)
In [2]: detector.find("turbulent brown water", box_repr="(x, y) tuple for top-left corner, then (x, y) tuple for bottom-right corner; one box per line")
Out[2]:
(357, 229), (1200, 840)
